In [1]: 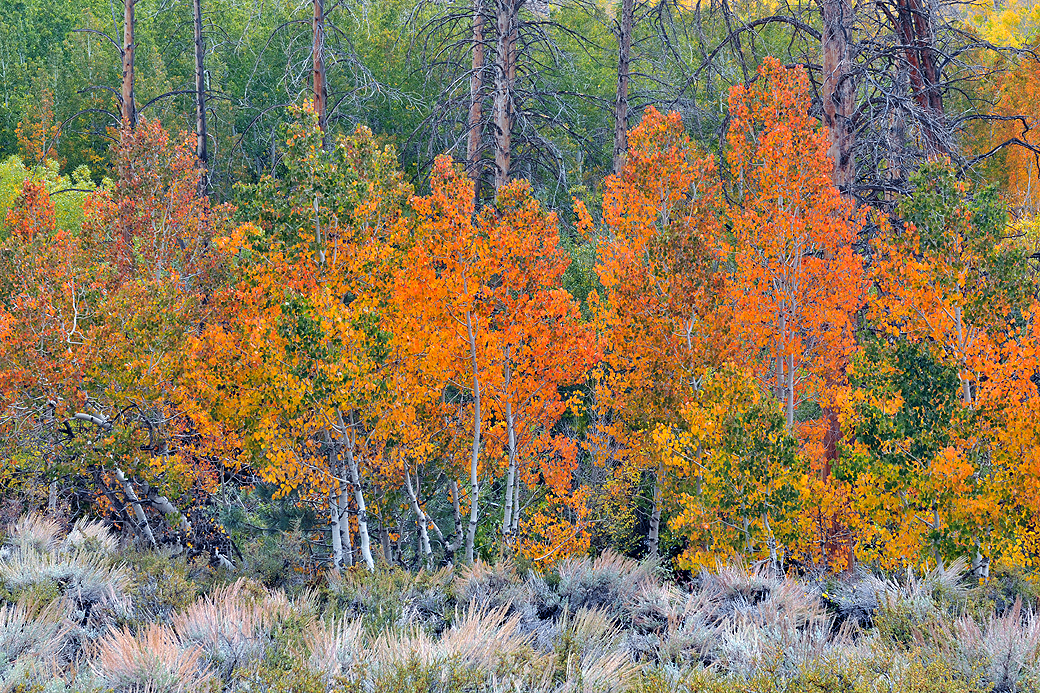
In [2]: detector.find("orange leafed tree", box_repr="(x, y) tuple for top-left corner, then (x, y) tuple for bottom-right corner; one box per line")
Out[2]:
(726, 57), (866, 433)
(396, 157), (597, 564)
(182, 111), (410, 571)
(0, 119), (230, 554)
(587, 106), (731, 557)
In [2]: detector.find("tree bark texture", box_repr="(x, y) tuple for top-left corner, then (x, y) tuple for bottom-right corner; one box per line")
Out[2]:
(313, 0), (327, 134)
(194, 0), (208, 194)
(121, 0), (136, 129)
(819, 0), (856, 190)
(613, 0), (633, 175)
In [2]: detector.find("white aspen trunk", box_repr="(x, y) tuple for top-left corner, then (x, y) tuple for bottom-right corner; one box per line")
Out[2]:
(325, 430), (343, 569)
(510, 481), (520, 535)
(149, 493), (192, 534)
(786, 353), (796, 430)
(502, 352), (517, 539)
(48, 481), (57, 515)
(465, 306), (483, 565)
(762, 512), (778, 574)
(339, 467), (354, 567)
(492, 0), (517, 191)
(404, 471), (434, 569)
(338, 409), (374, 570)
(193, 0), (208, 194)
(113, 468), (156, 547)
(329, 486), (343, 569)
(647, 460), (663, 557)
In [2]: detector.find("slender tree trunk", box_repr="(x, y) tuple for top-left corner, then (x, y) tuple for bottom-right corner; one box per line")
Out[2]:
(493, 0), (518, 192)
(786, 353), (796, 430)
(501, 353), (517, 539)
(313, 0), (327, 134)
(339, 468), (354, 567)
(762, 512), (778, 574)
(113, 468), (155, 546)
(613, 0), (633, 174)
(193, 0), (208, 194)
(404, 471), (434, 569)
(337, 409), (374, 570)
(510, 481), (520, 535)
(325, 431), (344, 569)
(647, 460), (663, 557)
(465, 305), (483, 564)
(121, 0), (136, 129)
(468, 0), (486, 200)
(819, 0), (855, 190)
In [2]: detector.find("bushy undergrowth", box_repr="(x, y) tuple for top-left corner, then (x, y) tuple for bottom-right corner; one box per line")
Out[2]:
(2, 513), (1040, 693)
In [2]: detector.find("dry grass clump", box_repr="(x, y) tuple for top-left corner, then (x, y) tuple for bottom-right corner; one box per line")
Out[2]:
(0, 596), (72, 677)
(0, 513), (130, 632)
(92, 624), (214, 693)
(173, 577), (310, 680)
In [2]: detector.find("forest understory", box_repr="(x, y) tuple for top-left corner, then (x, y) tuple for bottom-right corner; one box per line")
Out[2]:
(4, 512), (1040, 693)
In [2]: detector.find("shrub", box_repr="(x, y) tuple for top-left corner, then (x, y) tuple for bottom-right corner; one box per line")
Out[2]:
(91, 624), (214, 693)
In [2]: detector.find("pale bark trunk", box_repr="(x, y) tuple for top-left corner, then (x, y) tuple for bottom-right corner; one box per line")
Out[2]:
(492, 0), (517, 192)
(501, 353), (517, 539)
(325, 431), (344, 569)
(468, 0), (486, 200)
(612, 0), (633, 174)
(121, 0), (136, 129)
(339, 472), (354, 567)
(149, 493), (192, 534)
(647, 461), (663, 557)
(113, 468), (155, 546)
(337, 409), (374, 570)
(404, 471), (434, 569)
(312, 0), (327, 134)
(762, 512), (779, 574)
(465, 305), (483, 564)
(193, 0), (208, 194)
(819, 0), (855, 190)
(786, 353), (795, 430)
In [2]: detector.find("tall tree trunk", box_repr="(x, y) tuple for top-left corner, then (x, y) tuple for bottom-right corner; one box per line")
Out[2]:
(337, 409), (375, 570)
(888, 0), (946, 152)
(493, 0), (518, 192)
(501, 354), (517, 539)
(121, 0), (136, 129)
(468, 0), (486, 201)
(465, 306), (483, 564)
(819, 0), (855, 190)
(785, 353), (796, 430)
(325, 431), (344, 569)
(339, 466), (354, 567)
(613, 0), (633, 174)
(313, 0), (327, 134)
(193, 0), (208, 194)
(404, 471), (434, 569)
